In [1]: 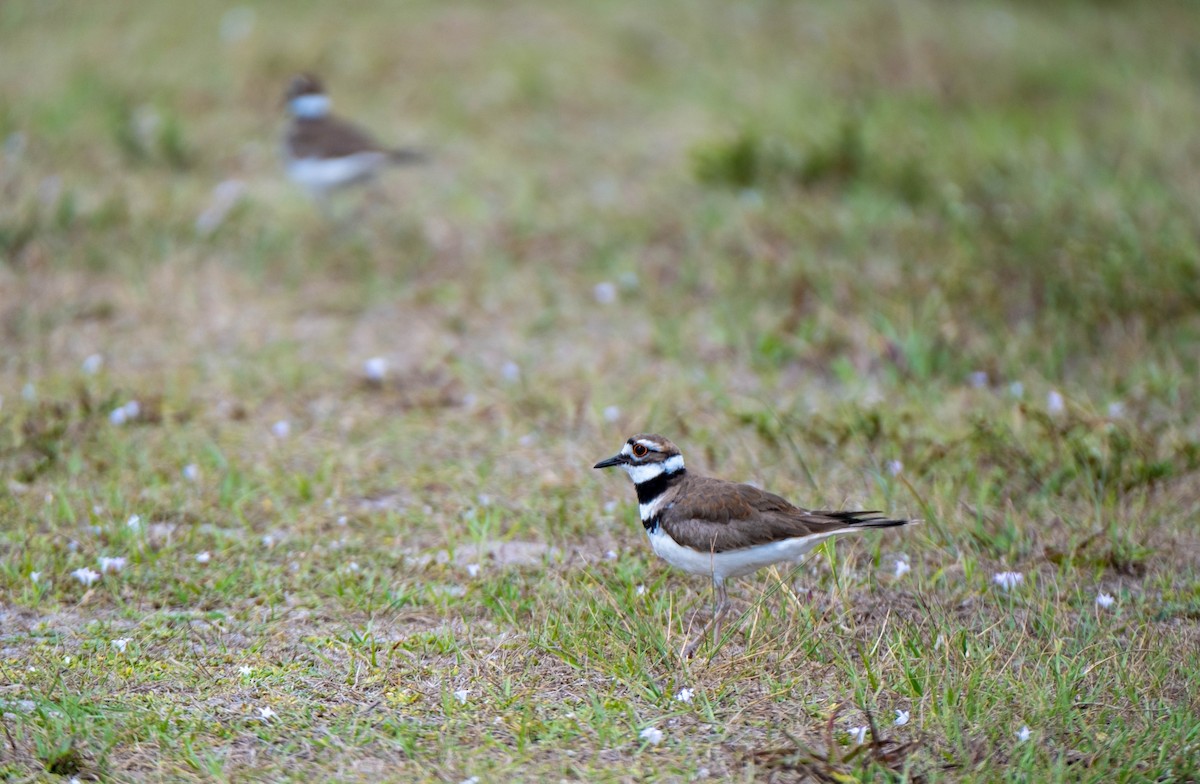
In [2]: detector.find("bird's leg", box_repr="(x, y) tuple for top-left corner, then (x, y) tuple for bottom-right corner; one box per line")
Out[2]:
(710, 580), (730, 646)
(360, 178), (388, 223)
(681, 579), (731, 659)
(311, 189), (335, 221)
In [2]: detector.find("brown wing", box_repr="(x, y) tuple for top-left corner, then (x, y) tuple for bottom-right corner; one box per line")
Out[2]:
(659, 475), (903, 553)
(287, 116), (387, 159)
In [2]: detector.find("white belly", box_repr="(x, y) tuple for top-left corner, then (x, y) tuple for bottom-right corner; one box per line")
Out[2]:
(286, 152), (388, 193)
(646, 527), (852, 581)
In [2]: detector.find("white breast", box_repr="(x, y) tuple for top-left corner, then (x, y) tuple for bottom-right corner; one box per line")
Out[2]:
(286, 152), (388, 193)
(638, 494), (669, 522)
(646, 526), (854, 581)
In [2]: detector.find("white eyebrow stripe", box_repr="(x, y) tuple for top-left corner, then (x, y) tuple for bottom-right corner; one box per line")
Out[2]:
(636, 439), (660, 452)
(620, 442), (633, 456)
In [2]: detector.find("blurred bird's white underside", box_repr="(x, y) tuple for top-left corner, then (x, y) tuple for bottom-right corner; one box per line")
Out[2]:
(287, 152), (388, 195)
(647, 526), (857, 581)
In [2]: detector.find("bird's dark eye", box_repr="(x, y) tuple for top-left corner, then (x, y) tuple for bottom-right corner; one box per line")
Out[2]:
(632, 443), (648, 458)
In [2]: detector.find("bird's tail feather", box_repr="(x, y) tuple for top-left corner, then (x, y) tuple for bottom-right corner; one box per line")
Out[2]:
(821, 510), (917, 529)
(389, 148), (428, 165)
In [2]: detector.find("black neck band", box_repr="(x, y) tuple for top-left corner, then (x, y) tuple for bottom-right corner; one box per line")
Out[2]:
(635, 468), (684, 506)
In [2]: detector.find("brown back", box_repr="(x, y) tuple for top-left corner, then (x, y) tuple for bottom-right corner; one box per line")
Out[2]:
(287, 116), (387, 159)
(659, 474), (902, 552)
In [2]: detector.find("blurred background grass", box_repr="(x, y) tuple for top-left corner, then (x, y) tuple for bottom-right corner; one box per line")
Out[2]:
(2, 1), (1200, 781)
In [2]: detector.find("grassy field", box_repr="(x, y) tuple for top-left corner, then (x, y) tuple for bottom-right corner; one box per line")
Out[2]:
(3, 1), (1200, 780)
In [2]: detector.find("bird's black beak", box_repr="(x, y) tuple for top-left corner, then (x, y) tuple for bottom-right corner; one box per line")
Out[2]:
(593, 454), (627, 469)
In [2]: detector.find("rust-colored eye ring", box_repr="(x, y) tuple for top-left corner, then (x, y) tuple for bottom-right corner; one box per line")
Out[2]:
(631, 443), (648, 458)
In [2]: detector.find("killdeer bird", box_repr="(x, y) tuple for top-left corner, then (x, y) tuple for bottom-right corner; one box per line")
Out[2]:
(282, 73), (425, 203)
(595, 434), (916, 658)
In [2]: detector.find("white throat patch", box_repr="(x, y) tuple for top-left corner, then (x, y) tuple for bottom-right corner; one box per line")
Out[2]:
(621, 454), (684, 485)
(290, 94), (331, 118)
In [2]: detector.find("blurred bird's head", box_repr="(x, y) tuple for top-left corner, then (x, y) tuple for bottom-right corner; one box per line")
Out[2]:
(284, 73), (330, 118)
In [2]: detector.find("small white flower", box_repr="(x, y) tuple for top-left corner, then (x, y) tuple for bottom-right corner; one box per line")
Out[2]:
(886, 460), (903, 477)
(364, 357), (388, 382)
(739, 188), (764, 208)
(271, 420), (291, 438)
(63, 656), (72, 664)
(109, 400), (140, 425)
(465, 563), (481, 578)
(219, 6), (256, 44)
(195, 551), (211, 564)
(72, 567), (100, 586)
(1096, 592), (1115, 609)
(636, 584), (646, 596)
(501, 361), (521, 383)
(347, 562), (360, 572)
(82, 354), (104, 375)
(848, 725), (868, 744)
(968, 371), (989, 389)
(195, 178), (245, 235)
(639, 726), (664, 745)
(459, 778), (480, 784)
(993, 571), (1024, 591)
(591, 178), (618, 205)
(5, 130), (27, 159)
(894, 709), (910, 726)
(1047, 390), (1065, 414)
(674, 688), (694, 704)
(1016, 725), (1031, 743)
(126, 514), (142, 531)
(30, 571), (41, 584)
(454, 689), (469, 704)
(257, 706), (276, 720)
(182, 463), (200, 481)
(238, 665), (253, 676)
(111, 638), (129, 653)
(1107, 402), (1125, 418)
(261, 535), (275, 547)
(593, 282), (618, 305)
(893, 559), (911, 579)
(1009, 381), (1025, 398)
(98, 556), (127, 573)
(603, 405), (621, 423)
(337, 515), (348, 526)
(604, 548), (618, 559)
